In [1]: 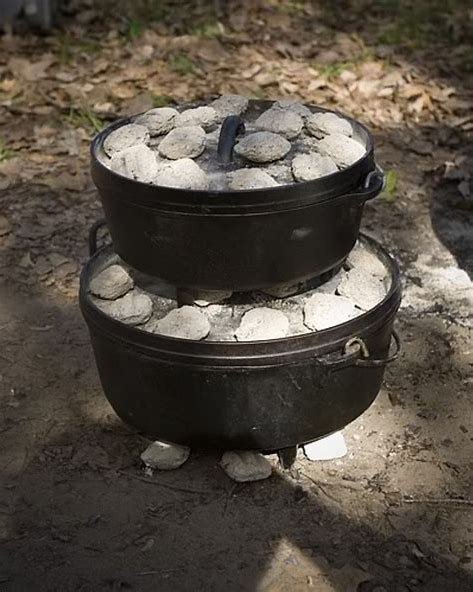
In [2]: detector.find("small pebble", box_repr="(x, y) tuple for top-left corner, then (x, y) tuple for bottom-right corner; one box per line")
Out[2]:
(141, 440), (190, 470)
(227, 168), (278, 190)
(337, 268), (387, 310)
(135, 107), (178, 136)
(103, 123), (149, 157)
(235, 307), (289, 341)
(347, 243), (387, 278)
(276, 100), (313, 119)
(110, 144), (159, 183)
(89, 264), (134, 300)
(175, 106), (218, 130)
(211, 94), (249, 119)
(220, 451), (272, 482)
(304, 293), (361, 331)
(95, 290), (153, 325)
(234, 132), (291, 163)
(303, 432), (347, 461)
(306, 112), (353, 138)
(151, 306), (210, 340)
(154, 158), (209, 190)
(291, 153), (338, 182)
(318, 133), (366, 167)
(254, 106), (303, 139)
(158, 125), (206, 159)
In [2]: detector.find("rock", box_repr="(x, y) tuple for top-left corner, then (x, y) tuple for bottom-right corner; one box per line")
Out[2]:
(151, 306), (210, 340)
(347, 243), (388, 278)
(227, 168), (278, 190)
(276, 100), (312, 119)
(154, 158), (209, 190)
(318, 133), (366, 167)
(175, 106), (218, 130)
(234, 132), (291, 163)
(220, 451), (272, 482)
(103, 123), (150, 157)
(158, 125), (206, 159)
(303, 432), (347, 461)
(141, 440), (190, 471)
(262, 282), (302, 298)
(95, 290), (153, 325)
(306, 112), (353, 138)
(291, 153), (338, 182)
(337, 268), (387, 310)
(110, 144), (159, 183)
(211, 94), (249, 119)
(135, 107), (178, 136)
(304, 293), (361, 330)
(254, 106), (303, 139)
(89, 264), (134, 300)
(235, 307), (289, 341)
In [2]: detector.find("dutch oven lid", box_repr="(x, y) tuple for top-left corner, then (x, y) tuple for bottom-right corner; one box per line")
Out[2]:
(91, 98), (380, 213)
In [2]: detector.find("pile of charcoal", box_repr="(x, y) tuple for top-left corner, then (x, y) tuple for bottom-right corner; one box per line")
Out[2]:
(98, 95), (367, 191)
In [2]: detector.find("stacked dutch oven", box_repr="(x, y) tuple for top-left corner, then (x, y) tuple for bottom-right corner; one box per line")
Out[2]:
(80, 97), (401, 456)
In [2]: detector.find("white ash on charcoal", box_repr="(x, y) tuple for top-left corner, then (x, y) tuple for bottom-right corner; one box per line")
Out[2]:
(153, 158), (209, 190)
(318, 133), (366, 167)
(89, 264), (134, 300)
(99, 96), (368, 190)
(291, 153), (338, 182)
(94, 289), (153, 326)
(103, 123), (149, 157)
(174, 106), (218, 130)
(306, 112), (353, 138)
(220, 450), (272, 482)
(135, 107), (178, 136)
(110, 144), (159, 183)
(211, 94), (249, 119)
(227, 168), (278, 190)
(234, 131), (292, 163)
(87, 242), (390, 340)
(147, 306), (210, 340)
(141, 440), (190, 471)
(158, 125), (206, 160)
(254, 106), (304, 139)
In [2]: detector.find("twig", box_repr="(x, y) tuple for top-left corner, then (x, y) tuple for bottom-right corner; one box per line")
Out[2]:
(117, 469), (219, 495)
(403, 497), (473, 507)
(300, 472), (341, 504)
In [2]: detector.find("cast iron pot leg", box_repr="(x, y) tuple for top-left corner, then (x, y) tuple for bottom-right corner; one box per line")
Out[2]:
(278, 446), (298, 470)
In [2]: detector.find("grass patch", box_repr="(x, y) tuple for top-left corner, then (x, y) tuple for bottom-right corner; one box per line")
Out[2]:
(152, 94), (173, 107)
(169, 54), (197, 76)
(380, 169), (398, 202)
(66, 107), (104, 133)
(0, 138), (14, 163)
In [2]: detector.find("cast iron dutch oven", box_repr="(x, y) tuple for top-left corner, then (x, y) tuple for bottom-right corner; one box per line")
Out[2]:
(91, 100), (385, 292)
(80, 229), (401, 452)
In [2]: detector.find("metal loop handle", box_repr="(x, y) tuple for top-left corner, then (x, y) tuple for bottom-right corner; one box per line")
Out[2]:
(319, 328), (401, 371)
(217, 115), (246, 164)
(350, 164), (385, 205)
(89, 219), (107, 256)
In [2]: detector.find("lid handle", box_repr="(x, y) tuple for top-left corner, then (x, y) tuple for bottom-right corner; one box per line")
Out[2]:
(217, 115), (245, 164)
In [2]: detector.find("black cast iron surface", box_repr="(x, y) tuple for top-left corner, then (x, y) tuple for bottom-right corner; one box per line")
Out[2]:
(90, 100), (384, 291)
(80, 234), (401, 451)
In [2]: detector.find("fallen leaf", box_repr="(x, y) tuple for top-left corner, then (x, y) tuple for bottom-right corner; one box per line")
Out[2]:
(8, 53), (55, 82)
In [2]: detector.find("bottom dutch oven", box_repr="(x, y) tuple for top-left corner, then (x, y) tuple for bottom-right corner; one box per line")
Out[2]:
(79, 234), (401, 452)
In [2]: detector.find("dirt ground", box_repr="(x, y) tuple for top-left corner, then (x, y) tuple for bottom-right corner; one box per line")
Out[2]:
(0, 2), (472, 591)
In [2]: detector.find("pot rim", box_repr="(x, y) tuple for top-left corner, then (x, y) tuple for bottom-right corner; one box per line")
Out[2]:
(80, 233), (402, 366)
(90, 100), (376, 212)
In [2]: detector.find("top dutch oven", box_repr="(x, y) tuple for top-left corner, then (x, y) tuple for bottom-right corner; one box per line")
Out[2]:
(91, 99), (384, 292)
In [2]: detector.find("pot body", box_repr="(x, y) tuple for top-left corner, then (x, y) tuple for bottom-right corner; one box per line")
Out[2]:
(91, 101), (382, 291)
(80, 235), (401, 451)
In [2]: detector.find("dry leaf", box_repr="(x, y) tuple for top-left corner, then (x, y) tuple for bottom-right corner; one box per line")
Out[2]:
(8, 53), (55, 82)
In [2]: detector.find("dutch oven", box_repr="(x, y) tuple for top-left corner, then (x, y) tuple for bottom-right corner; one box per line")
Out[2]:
(91, 100), (385, 292)
(80, 229), (401, 452)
